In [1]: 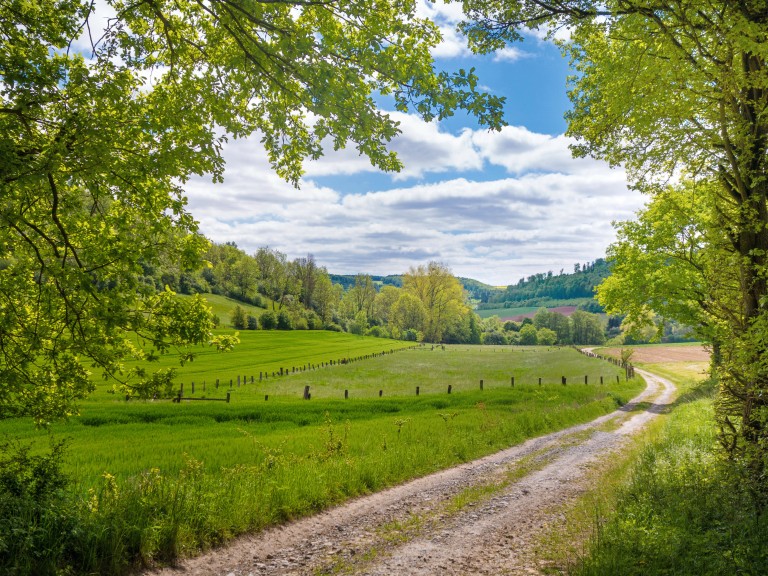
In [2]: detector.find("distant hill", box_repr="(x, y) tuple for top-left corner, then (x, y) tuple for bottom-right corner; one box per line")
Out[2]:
(478, 259), (611, 312)
(329, 274), (503, 303)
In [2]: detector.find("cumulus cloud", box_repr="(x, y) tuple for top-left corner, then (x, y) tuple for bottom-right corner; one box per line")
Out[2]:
(184, 118), (644, 285)
(303, 112), (483, 179)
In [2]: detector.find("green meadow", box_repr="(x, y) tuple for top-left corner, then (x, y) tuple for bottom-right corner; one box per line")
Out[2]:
(1, 334), (643, 575)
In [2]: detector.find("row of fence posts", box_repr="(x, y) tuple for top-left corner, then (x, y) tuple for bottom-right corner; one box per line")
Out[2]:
(301, 372), (625, 400)
(137, 346), (418, 403)
(132, 344), (633, 403)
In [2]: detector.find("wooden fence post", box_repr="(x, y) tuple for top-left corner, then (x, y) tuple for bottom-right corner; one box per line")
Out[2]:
(226, 392), (230, 403)
(416, 386), (420, 396)
(511, 376), (515, 387)
(448, 384), (452, 394)
(303, 385), (310, 400)
(344, 389), (348, 399)
(480, 379), (484, 390)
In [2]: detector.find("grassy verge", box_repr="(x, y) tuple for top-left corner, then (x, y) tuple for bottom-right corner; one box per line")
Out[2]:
(0, 345), (641, 575)
(537, 361), (768, 576)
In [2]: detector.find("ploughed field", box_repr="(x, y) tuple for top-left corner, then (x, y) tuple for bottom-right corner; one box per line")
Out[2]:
(0, 333), (644, 573)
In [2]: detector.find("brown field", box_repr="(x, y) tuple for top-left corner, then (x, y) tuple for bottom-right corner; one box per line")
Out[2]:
(598, 344), (710, 364)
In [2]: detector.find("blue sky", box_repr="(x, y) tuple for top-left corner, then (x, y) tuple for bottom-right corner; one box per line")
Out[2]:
(185, 5), (645, 286)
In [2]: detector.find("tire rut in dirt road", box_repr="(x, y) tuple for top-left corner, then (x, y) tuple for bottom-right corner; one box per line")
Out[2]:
(146, 369), (674, 576)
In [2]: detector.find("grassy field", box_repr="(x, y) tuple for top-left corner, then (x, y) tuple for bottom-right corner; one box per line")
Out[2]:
(179, 293), (270, 327)
(83, 330), (414, 402)
(0, 336), (644, 575)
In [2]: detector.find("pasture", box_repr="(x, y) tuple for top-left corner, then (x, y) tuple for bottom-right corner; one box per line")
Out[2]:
(0, 335), (644, 574)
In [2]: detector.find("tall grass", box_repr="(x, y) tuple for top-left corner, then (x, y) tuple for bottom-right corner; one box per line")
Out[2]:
(571, 373), (768, 576)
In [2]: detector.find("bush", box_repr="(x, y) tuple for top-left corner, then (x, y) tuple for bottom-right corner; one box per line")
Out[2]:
(366, 325), (390, 338)
(402, 328), (422, 342)
(276, 310), (293, 330)
(246, 315), (258, 330)
(305, 311), (322, 330)
(259, 310), (277, 330)
(482, 331), (508, 345)
(293, 317), (308, 330)
(0, 440), (74, 576)
(324, 322), (343, 332)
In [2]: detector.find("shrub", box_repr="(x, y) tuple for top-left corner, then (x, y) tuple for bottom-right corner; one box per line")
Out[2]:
(259, 310), (277, 330)
(402, 328), (422, 342)
(276, 310), (293, 330)
(324, 322), (343, 332)
(366, 325), (390, 338)
(0, 440), (74, 576)
(305, 311), (322, 330)
(482, 331), (508, 345)
(246, 315), (258, 330)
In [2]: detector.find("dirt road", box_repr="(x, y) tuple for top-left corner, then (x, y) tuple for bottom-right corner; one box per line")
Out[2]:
(148, 368), (674, 576)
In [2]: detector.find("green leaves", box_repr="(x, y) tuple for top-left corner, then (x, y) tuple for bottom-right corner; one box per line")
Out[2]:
(1, 0), (506, 422)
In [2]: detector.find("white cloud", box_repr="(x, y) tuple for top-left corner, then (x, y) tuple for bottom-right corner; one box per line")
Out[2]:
(493, 47), (529, 62)
(184, 118), (644, 285)
(303, 112), (483, 179)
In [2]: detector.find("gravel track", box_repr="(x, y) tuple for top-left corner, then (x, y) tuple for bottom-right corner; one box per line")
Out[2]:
(146, 368), (674, 576)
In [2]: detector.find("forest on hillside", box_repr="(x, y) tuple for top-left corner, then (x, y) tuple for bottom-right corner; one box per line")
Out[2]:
(479, 259), (611, 309)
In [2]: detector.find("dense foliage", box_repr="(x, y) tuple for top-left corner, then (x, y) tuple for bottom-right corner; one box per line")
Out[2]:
(481, 259), (610, 309)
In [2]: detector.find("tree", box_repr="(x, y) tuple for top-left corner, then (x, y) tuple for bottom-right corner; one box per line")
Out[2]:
(294, 255), (319, 310)
(597, 181), (727, 353)
(373, 285), (402, 327)
(230, 305), (247, 330)
(390, 292), (427, 339)
(312, 274), (342, 324)
(461, 0), (768, 484)
(403, 262), (471, 343)
(570, 311), (605, 345)
(341, 274), (377, 321)
(519, 324), (538, 345)
(255, 248), (299, 310)
(536, 327), (558, 346)
(0, 0), (506, 423)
